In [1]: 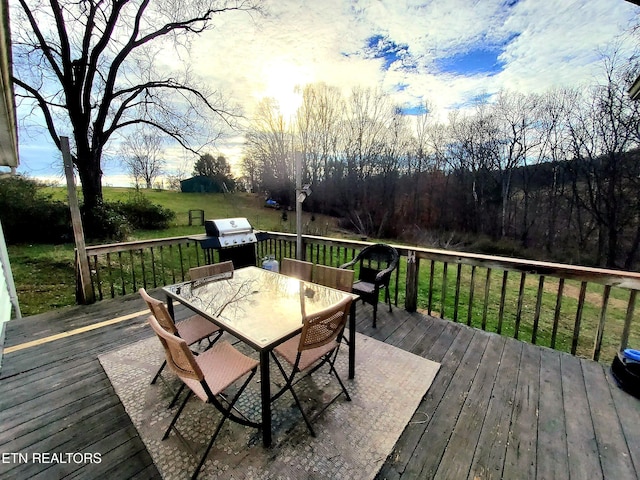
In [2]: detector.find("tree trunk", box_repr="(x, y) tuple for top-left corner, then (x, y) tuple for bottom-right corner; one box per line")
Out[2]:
(75, 151), (104, 238)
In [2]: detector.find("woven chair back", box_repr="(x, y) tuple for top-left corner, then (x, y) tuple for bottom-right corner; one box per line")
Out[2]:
(139, 288), (179, 335)
(189, 261), (234, 280)
(299, 296), (352, 352)
(146, 314), (204, 381)
(313, 264), (354, 292)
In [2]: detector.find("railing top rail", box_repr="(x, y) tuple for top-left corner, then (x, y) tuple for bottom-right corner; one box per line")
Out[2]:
(83, 236), (193, 255)
(263, 231), (640, 290)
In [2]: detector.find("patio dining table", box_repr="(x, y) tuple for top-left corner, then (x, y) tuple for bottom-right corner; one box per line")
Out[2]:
(162, 265), (358, 447)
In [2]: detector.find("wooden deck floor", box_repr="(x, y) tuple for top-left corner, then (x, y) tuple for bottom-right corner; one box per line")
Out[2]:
(0, 292), (638, 479)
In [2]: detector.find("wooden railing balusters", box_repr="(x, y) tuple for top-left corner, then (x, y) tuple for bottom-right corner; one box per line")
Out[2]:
(441, 262), (448, 319)
(177, 244), (185, 281)
(514, 272), (526, 339)
(150, 248), (157, 288)
(80, 231), (640, 363)
(620, 290), (637, 351)
(139, 248), (147, 290)
(497, 271), (508, 335)
(454, 263), (462, 323)
(572, 282), (588, 355)
(169, 245), (176, 284)
(428, 260), (435, 316)
(532, 276), (545, 345)
(482, 268), (492, 331)
(129, 250), (136, 292)
(593, 285), (611, 361)
(551, 278), (564, 349)
(106, 252), (115, 299)
(118, 251), (125, 296)
(159, 246), (167, 286)
(93, 255), (103, 301)
(468, 265), (476, 327)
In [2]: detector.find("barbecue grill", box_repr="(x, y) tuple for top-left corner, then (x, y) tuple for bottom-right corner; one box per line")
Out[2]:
(190, 217), (258, 268)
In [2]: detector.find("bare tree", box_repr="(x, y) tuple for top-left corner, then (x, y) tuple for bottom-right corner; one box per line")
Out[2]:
(120, 130), (165, 188)
(12, 0), (260, 235)
(566, 51), (640, 267)
(297, 83), (344, 186)
(166, 153), (191, 190)
(244, 98), (294, 204)
(493, 90), (542, 240)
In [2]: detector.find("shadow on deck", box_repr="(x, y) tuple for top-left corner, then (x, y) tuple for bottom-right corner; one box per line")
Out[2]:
(0, 292), (638, 479)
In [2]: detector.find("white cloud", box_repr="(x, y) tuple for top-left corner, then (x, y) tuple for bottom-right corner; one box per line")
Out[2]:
(19, 0), (640, 182)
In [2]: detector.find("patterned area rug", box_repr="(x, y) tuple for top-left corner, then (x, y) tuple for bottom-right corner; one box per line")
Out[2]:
(99, 332), (440, 479)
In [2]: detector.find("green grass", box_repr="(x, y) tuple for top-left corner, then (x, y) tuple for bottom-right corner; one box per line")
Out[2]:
(401, 261), (638, 363)
(10, 188), (340, 315)
(9, 243), (78, 315)
(43, 187), (336, 236)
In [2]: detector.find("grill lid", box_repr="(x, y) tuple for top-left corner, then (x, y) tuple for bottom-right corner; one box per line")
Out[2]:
(204, 217), (256, 247)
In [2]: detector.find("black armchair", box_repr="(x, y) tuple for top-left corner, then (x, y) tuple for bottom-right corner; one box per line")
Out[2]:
(340, 244), (399, 327)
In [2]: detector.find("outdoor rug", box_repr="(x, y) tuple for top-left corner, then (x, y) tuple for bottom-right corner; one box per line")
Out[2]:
(99, 332), (440, 479)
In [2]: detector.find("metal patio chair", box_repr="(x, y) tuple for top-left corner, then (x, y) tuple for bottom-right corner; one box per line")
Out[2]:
(340, 243), (399, 327)
(280, 257), (313, 281)
(146, 314), (260, 479)
(270, 295), (354, 437)
(139, 288), (222, 387)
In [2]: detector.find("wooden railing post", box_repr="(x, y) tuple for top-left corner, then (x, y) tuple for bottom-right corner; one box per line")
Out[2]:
(405, 250), (419, 312)
(62, 136), (94, 305)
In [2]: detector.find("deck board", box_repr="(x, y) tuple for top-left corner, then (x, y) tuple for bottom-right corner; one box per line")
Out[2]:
(0, 291), (638, 479)
(583, 359), (638, 479)
(435, 334), (506, 480)
(502, 342), (540, 480)
(561, 353), (604, 479)
(467, 338), (523, 480)
(536, 349), (569, 480)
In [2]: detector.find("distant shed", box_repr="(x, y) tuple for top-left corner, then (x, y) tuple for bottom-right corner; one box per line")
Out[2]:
(180, 176), (221, 193)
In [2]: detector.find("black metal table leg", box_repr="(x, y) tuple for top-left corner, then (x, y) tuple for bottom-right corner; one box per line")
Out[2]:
(260, 349), (272, 447)
(349, 301), (356, 379)
(166, 296), (175, 319)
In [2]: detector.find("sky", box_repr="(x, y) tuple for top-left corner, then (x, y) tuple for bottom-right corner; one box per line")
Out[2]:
(11, 0), (640, 187)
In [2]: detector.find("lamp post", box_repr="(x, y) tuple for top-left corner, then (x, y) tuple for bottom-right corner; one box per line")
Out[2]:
(295, 154), (311, 260)
(275, 90), (304, 259)
(296, 151), (302, 259)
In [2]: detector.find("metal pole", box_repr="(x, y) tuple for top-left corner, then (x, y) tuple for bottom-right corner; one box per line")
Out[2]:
(295, 151), (302, 260)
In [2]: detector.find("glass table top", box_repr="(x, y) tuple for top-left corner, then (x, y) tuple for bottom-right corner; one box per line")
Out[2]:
(163, 266), (354, 349)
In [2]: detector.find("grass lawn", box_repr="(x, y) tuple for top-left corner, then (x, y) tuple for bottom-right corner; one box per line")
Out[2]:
(10, 188), (341, 315)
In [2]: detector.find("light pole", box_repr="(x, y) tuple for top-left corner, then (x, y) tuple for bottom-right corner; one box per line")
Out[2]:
(295, 153), (311, 260)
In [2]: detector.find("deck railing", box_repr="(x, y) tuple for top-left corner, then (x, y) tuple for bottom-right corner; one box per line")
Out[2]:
(82, 231), (640, 363)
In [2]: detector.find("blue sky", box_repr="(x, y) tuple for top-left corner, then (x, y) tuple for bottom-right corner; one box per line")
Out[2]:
(12, 0), (640, 186)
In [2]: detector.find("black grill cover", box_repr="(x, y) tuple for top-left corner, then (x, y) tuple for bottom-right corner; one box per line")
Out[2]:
(611, 349), (640, 399)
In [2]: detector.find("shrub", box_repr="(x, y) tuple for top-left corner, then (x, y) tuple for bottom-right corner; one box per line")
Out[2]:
(0, 177), (175, 244)
(0, 176), (72, 244)
(469, 236), (526, 258)
(112, 191), (175, 230)
(82, 201), (132, 242)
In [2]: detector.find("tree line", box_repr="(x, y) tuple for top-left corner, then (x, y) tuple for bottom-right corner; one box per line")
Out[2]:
(242, 53), (640, 270)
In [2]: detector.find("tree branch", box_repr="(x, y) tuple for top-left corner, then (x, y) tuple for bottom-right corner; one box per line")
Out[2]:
(17, 0), (64, 81)
(12, 77), (61, 150)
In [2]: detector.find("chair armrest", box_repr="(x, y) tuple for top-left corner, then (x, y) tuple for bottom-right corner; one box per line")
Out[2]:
(339, 258), (358, 270)
(375, 265), (396, 284)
